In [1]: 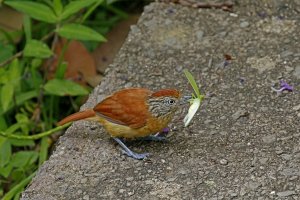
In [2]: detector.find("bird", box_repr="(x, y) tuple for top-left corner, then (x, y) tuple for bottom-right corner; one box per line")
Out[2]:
(58, 88), (182, 160)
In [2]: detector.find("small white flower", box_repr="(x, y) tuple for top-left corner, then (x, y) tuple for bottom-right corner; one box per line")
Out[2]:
(183, 98), (200, 127)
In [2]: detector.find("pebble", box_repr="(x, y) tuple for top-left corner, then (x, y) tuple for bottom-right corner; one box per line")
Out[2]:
(259, 157), (268, 165)
(119, 189), (125, 194)
(280, 168), (300, 176)
(229, 13), (238, 17)
(277, 190), (295, 197)
(196, 30), (204, 40)
(232, 109), (248, 120)
(90, 125), (98, 130)
(83, 195), (89, 200)
(248, 181), (262, 190)
(126, 177), (134, 181)
(280, 50), (293, 58)
(289, 176), (298, 181)
(240, 187), (247, 196)
(204, 119), (213, 124)
(229, 191), (238, 197)
(219, 159), (228, 165)
(176, 66), (183, 72)
(275, 149), (284, 155)
(128, 191), (135, 196)
(281, 154), (292, 160)
(293, 65), (300, 78)
(81, 178), (88, 184)
(240, 21), (249, 28)
(262, 135), (276, 144)
(292, 104), (300, 111)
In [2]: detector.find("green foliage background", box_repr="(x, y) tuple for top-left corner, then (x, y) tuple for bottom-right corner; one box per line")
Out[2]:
(0, 0), (129, 199)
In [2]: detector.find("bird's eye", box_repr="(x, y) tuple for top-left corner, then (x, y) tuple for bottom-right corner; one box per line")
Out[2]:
(167, 99), (175, 105)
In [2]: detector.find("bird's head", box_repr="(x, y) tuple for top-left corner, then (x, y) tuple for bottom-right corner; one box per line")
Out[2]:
(148, 89), (181, 117)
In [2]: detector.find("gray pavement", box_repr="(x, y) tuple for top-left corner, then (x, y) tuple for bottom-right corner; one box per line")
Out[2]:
(22, 1), (300, 199)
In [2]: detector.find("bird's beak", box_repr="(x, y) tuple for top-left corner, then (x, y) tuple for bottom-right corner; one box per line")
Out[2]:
(180, 95), (193, 105)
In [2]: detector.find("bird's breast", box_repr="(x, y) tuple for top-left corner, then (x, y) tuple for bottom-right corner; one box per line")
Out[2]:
(98, 113), (174, 139)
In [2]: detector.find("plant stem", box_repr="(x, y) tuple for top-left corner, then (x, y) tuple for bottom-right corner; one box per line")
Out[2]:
(0, 51), (23, 67)
(0, 123), (71, 140)
(82, 0), (104, 22)
(2, 172), (36, 200)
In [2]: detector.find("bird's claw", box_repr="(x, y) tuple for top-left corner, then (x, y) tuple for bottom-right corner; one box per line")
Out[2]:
(121, 150), (149, 160)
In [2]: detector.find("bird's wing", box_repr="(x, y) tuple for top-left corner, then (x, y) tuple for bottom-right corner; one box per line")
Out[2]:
(93, 88), (152, 129)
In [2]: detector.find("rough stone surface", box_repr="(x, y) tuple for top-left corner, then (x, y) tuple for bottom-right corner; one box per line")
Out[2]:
(22, 1), (300, 199)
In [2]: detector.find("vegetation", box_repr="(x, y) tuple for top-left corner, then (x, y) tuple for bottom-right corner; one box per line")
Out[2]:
(0, 0), (128, 199)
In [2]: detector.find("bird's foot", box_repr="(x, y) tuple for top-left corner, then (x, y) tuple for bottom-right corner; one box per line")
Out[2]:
(113, 138), (149, 160)
(121, 150), (149, 160)
(140, 135), (168, 142)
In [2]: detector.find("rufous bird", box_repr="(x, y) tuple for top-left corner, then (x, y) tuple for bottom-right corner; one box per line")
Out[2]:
(58, 88), (184, 160)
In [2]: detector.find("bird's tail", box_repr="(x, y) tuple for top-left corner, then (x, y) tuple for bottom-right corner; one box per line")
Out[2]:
(58, 109), (96, 126)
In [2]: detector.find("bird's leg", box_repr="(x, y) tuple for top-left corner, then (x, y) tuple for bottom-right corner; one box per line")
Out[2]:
(113, 138), (149, 160)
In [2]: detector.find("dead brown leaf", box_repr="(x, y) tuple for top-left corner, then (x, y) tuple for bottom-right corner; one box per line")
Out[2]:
(0, 5), (23, 43)
(46, 38), (101, 87)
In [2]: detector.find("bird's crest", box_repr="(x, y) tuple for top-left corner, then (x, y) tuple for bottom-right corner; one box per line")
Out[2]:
(151, 89), (181, 98)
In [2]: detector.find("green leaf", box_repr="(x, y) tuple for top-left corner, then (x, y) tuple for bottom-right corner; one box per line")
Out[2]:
(44, 79), (89, 96)
(0, 136), (11, 167)
(31, 58), (43, 70)
(23, 15), (32, 42)
(183, 69), (204, 100)
(8, 59), (22, 91)
(1, 84), (14, 112)
(24, 40), (53, 58)
(0, 116), (7, 131)
(0, 162), (12, 178)
(53, 0), (63, 16)
(16, 90), (38, 105)
(0, 68), (8, 86)
(0, 90), (38, 115)
(9, 56), (20, 79)
(56, 23), (106, 42)
(10, 151), (38, 168)
(39, 137), (48, 166)
(6, 123), (22, 134)
(60, 0), (101, 21)
(2, 172), (36, 200)
(9, 138), (35, 147)
(11, 169), (25, 182)
(16, 113), (30, 135)
(5, 1), (57, 23)
(0, 43), (14, 63)
(28, 152), (39, 165)
(13, 192), (21, 200)
(55, 62), (67, 79)
(29, 67), (43, 90)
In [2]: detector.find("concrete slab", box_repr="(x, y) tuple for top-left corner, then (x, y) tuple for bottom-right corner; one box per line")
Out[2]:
(22, 1), (300, 199)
